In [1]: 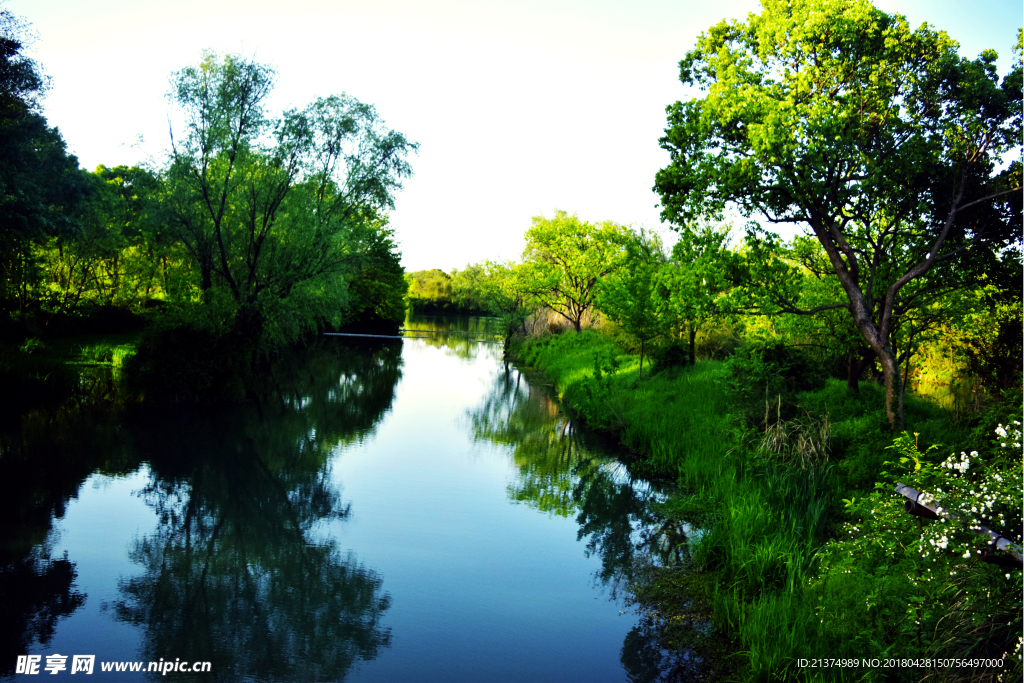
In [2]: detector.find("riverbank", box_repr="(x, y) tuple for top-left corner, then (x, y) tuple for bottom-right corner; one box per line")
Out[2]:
(516, 331), (1022, 681)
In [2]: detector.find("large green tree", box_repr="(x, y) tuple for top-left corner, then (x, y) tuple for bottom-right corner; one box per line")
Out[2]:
(655, 0), (1022, 428)
(165, 52), (417, 345)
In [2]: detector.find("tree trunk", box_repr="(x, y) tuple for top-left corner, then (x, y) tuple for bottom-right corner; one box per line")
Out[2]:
(846, 347), (874, 392)
(687, 322), (697, 366)
(877, 346), (905, 430)
(639, 338), (645, 380)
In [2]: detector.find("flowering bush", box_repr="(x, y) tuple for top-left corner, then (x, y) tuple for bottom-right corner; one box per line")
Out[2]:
(808, 421), (1022, 678)
(895, 422), (1022, 567)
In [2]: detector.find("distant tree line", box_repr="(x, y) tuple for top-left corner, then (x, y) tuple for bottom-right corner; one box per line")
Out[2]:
(406, 266), (489, 315)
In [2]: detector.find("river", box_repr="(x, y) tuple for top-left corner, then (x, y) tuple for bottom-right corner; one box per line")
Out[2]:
(0, 316), (688, 682)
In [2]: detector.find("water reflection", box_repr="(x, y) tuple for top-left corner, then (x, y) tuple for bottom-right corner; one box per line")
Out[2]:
(112, 341), (401, 681)
(113, 438), (391, 682)
(402, 314), (501, 361)
(1, 340), (402, 682)
(466, 366), (696, 680)
(0, 390), (140, 676)
(0, 547), (86, 677)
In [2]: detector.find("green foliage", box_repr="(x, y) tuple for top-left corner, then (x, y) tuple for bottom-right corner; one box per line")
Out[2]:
(78, 342), (136, 368)
(810, 426), (1023, 677)
(656, 223), (738, 365)
(522, 210), (629, 332)
(647, 341), (689, 373)
(340, 220), (408, 329)
(476, 261), (536, 360)
(0, 11), (88, 315)
(595, 229), (667, 378)
(725, 340), (826, 418)
(521, 323), (1021, 680)
(406, 269), (453, 311)
(18, 337), (43, 354)
(655, 0), (1023, 428)
(0, 21), (415, 382)
(449, 264), (489, 313)
(162, 51), (416, 350)
(405, 265), (494, 315)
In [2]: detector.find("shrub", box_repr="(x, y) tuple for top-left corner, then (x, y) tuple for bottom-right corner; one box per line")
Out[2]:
(725, 340), (826, 422)
(649, 342), (690, 373)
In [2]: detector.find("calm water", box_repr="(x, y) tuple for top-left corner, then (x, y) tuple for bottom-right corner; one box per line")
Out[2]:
(1, 317), (687, 682)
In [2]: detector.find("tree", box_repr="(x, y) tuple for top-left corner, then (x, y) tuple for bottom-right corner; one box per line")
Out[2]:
(480, 261), (535, 365)
(450, 263), (488, 313)
(165, 51), (417, 345)
(595, 229), (666, 379)
(655, 0), (1022, 428)
(0, 10), (86, 314)
(656, 223), (736, 366)
(522, 210), (629, 332)
(406, 269), (452, 311)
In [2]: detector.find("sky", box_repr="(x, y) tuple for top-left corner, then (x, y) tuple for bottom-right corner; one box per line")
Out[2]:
(6, 0), (1022, 272)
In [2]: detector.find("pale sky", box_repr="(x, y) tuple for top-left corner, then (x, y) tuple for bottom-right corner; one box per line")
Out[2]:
(7, 0), (1022, 271)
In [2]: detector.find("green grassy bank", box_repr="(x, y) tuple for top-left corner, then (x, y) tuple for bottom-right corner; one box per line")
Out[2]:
(518, 331), (1022, 682)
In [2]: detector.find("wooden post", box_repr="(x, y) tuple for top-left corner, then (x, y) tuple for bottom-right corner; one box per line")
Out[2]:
(895, 483), (1023, 566)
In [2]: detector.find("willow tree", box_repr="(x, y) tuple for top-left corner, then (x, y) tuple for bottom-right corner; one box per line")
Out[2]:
(165, 52), (417, 346)
(654, 1), (1022, 428)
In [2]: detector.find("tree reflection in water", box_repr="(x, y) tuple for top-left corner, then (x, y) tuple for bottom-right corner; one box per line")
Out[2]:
(402, 314), (502, 362)
(0, 373), (142, 677)
(468, 366), (701, 682)
(111, 340), (403, 681)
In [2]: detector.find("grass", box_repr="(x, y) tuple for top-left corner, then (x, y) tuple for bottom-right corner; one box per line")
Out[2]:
(0, 330), (142, 416)
(77, 341), (137, 368)
(518, 330), (975, 681)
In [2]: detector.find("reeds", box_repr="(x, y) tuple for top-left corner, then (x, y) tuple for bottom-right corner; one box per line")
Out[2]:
(79, 342), (136, 368)
(758, 397), (832, 470)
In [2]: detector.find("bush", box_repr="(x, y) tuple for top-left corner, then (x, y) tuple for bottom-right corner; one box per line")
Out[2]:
(725, 340), (826, 419)
(649, 342), (690, 373)
(695, 323), (742, 360)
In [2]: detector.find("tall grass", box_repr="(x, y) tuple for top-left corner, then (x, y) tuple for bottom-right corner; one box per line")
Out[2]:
(79, 342), (137, 368)
(519, 331), (968, 681)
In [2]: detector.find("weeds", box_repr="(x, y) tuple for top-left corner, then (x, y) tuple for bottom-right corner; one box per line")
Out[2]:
(758, 399), (832, 470)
